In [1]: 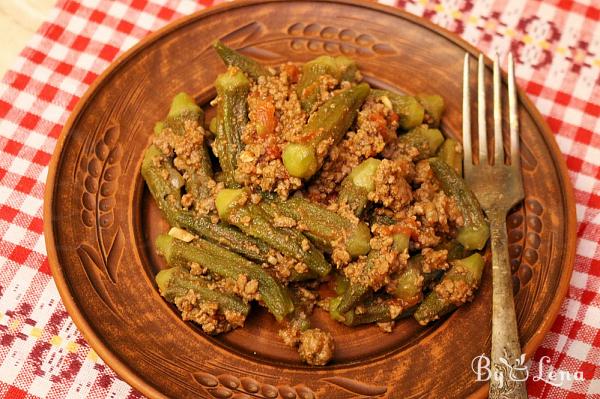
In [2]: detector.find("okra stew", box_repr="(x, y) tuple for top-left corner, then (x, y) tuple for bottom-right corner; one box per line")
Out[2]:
(142, 41), (490, 366)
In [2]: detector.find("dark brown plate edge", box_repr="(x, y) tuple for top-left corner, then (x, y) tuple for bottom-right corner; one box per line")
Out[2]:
(42, 1), (577, 398)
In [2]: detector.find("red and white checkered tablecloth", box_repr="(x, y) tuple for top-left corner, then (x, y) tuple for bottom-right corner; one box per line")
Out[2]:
(0, 0), (598, 398)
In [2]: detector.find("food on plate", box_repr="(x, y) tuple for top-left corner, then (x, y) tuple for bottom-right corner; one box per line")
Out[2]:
(141, 40), (490, 365)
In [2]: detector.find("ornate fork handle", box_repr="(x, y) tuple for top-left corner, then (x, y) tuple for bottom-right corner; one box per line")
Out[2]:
(489, 210), (528, 398)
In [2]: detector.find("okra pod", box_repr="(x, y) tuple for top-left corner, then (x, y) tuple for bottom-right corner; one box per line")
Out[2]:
(156, 234), (294, 321)
(429, 157), (490, 250)
(417, 94), (445, 128)
(296, 55), (358, 112)
(168, 92), (203, 120)
(413, 253), (485, 325)
(338, 158), (381, 216)
(282, 83), (370, 179)
(437, 138), (463, 176)
(392, 240), (469, 302)
(331, 231), (410, 315)
(142, 145), (183, 207)
(393, 259), (425, 307)
(334, 273), (350, 295)
(214, 68), (250, 186)
(163, 93), (214, 202)
(216, 189), (331, 277)
(330, 297), (413, 326)
(436, 240), (470, 261)
(156, 267), (250, 316)
(260, 195), (371, 257)
(371, 89), (425, 130)
(142, 146), (272, 263)
(168, 211), (272, 264)
(396, 125), (444, 161)
(213, 40), (271, 80)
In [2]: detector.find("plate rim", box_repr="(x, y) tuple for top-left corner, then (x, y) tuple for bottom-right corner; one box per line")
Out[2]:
(43, 1), (577, 398)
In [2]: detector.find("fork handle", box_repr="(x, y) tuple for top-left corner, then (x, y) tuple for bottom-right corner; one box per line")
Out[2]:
(488, 212), (528, 398)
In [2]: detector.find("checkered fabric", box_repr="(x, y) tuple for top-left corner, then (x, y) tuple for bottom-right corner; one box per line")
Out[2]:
(0, 0), (597, 397)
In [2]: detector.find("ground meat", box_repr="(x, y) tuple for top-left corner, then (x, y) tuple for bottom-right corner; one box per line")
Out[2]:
(435, 265), (479, 305)
(421, 248), (449, 273)
(325, 202), (361, 268)
(221, 274), (261, 302)
(153, 119), (217, 216)
(378, 159), (463, 249)
(272, 215), (297, 228)
(265, 250), (309, 282)
(331, 238), (351, 268)
(278, 324), (303, 347)
(294, 287), (318, 314)
(173, 290), (244, 335)
(408, 191), (463, 248)
(234, 66), (306, 198)
(189, 262), (207, 276)
(343, 223), (409, 290)
(298, 328), (335, 366)
(307, 97), (399, 203)
(368, 159), (413, 212)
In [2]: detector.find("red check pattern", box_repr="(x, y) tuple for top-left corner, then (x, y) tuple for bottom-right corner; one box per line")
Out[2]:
(0, 0), (598, 397)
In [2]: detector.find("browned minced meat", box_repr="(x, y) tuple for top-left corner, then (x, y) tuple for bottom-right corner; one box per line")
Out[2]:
(381, 135), (421, 163)
(298, 328), (335, 366)
(307, 97), (399, 203)
(325, 202), (362, 268)
(220, 274), (261, 302)
(435, 265), (480, 306)
(265, 249), (310, 283)
(343, 223), (409, 291)
(173, 289), (245, 335)
(153, 119), (217, 216)
(235, 65), (305, 198)
(407, 160), (464, 248)
(294, 286), (318, 314)
(368, 159), (414, 213)
(278, 323), (303, 347)
(420, 248), (449, 273)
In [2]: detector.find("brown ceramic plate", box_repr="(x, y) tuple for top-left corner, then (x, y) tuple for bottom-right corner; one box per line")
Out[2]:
(44, 1), (576, 398)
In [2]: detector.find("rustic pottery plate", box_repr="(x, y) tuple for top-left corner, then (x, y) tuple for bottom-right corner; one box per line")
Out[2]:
(44, 1), (576, 398)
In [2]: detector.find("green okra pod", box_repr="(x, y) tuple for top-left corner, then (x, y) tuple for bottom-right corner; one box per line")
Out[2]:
(216, 189), (331, 277)
(417, 94), (445, 128)
(168, 92), (203, 120)
(162, 93), (214, 202)
(437, 138), (463, 176)
(331, 231), (410, 315)
(282, 83), (370, 179)
(260, 195), (371, 257)
(429, 157), (490, 250)
(413, 253), (485, 325)
(213, 40), (271, 80)
(156, 267), (250, 316)
(141, 146), (273, 263)
(392, 240), (469, 302)
(371, 89), (425, 130)
(338, 158), (381, 216)
(393, 258), (425, 306)
(296, 55), (358, 112)
(142, 145), (184, 207)
(156, 234), (294, 321)
(330, 297), (413, 327)
(214, 68), (250, 186)
(395, 125), (444, 161)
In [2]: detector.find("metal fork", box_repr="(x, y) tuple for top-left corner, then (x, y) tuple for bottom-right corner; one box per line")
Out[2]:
(462, 53), (527, 398)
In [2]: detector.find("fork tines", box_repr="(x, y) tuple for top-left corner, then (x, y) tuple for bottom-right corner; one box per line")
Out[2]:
(462, 52), (519, 167)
